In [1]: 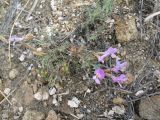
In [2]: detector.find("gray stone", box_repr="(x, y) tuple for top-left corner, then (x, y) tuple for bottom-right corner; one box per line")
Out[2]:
(139, 95), (160, 120)
(9, 69), (18, 80)
(45, 110), (60, 120)
(115, 14), (138, 43)
(23, 110), (45, 120)
(14, 82), (34, 106)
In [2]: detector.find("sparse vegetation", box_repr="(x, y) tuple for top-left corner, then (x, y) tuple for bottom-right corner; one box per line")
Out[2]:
(0, 0), (160, 119)
(85, 0), (114, 24)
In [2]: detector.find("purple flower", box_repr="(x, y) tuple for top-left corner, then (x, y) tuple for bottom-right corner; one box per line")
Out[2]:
(111, 60), (128, 73)
(93, 75), (101, 84)
(93, 68), (105, 84)
(9, 35), (24, 42)
(111, 74), (127, 83)
(95, 68), (105, 79)
(9, 35), (24, 46)
(98, 47), (117, 63)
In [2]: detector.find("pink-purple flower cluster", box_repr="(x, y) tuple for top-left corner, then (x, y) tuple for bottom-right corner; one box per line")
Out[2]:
(98, 47), (117, 63)
(93, 68), (106, 84)
(93, 47), (128, 85)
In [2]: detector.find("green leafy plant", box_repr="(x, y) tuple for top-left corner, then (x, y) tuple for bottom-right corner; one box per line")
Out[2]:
(85, 0), (114, 24)
(83, 0), (114, 41)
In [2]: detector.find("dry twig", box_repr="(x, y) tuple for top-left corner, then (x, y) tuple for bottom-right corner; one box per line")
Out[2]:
(8, 0), (30, 67)
(145, 11), (160, 22)
(0, 90), (12, 105)
(26, 0), (39, 21)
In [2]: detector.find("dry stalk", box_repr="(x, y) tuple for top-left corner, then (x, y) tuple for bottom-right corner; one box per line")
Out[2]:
(8, 0), (30, 67)
(145, 11), (160, 22)
(25, 0), (39, 21)
(0, 90), (12, 105)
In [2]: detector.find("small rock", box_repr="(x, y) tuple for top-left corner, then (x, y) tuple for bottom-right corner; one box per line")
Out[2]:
(68, 97), (80, 108)
(139, 95), (160, 120)
(14, 115), (20, 119)
(49, 87), (56, 95)
(103, 109), (108, 117)
(36, 47), (43, 52)
(87, 109), (91, 113)
(2, 113), (9, 119)
(45, 110), (60, 120)
(135, 90), (144, 96)
(19, 106), (23, 112)
(112, 105), (125, 115)
(77, 114), (84, 119)
(114, 14), (138, 43)
(34, 91), (49, 101)
(34, 28), (38, 33)
(14, 82), (34, 105)
(58, 16), (64, 21)
(34, 92), (42, 101)
(52, 95), (58, 106)
(22, 110), (45, 120)
(4, 88), (11, 95)
(26, 16), (33, 21)
(58, 95), (62, 102)
(42, 91), (49, 100)
(108, 110), (114, 116)
(9, 69), (18, 79)
(113, 97), (125, 105)
(86, 89), (91, 93)
(27, 64), (33, 71)
(19, 54), (25, 62)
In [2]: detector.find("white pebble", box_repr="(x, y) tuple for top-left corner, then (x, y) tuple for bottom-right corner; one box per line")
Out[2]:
(26, 16), (33, 21)
(42, 92), (49, 100)
(19, 54), (25, 61)
(18, 107), (23, 112)
(49, 87), (56, 95)
(108, 110), (114, 116)
(86, 89), (91, 93)
(135, 90), (144, 96)
(34, 91), (49, 101)
(4, 88), (11, 95)
(27, 64), (33, 71)
(112, 106), (125, 115)
(34, 28), (38, 33)
(34, 92), (42, 101)
(52, 98), (58, 106)
(103, 109), (108, 117)
(58, 17), (64, 21)
(77, 114), (84, 119)
(68, 97), (80, 108)
(36, 47), (42, 52)
(14, 115), (20, 119)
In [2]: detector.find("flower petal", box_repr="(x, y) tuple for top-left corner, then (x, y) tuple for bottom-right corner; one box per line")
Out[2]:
(104, 47), (117, 56)
(98, 55), (106, 63)
(112, 74), (127, 83)
(98, 47), (117, 63)
(111, 61), (128, 73)
(93, 75), (101, 84)
(95, 68), (105, 80)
